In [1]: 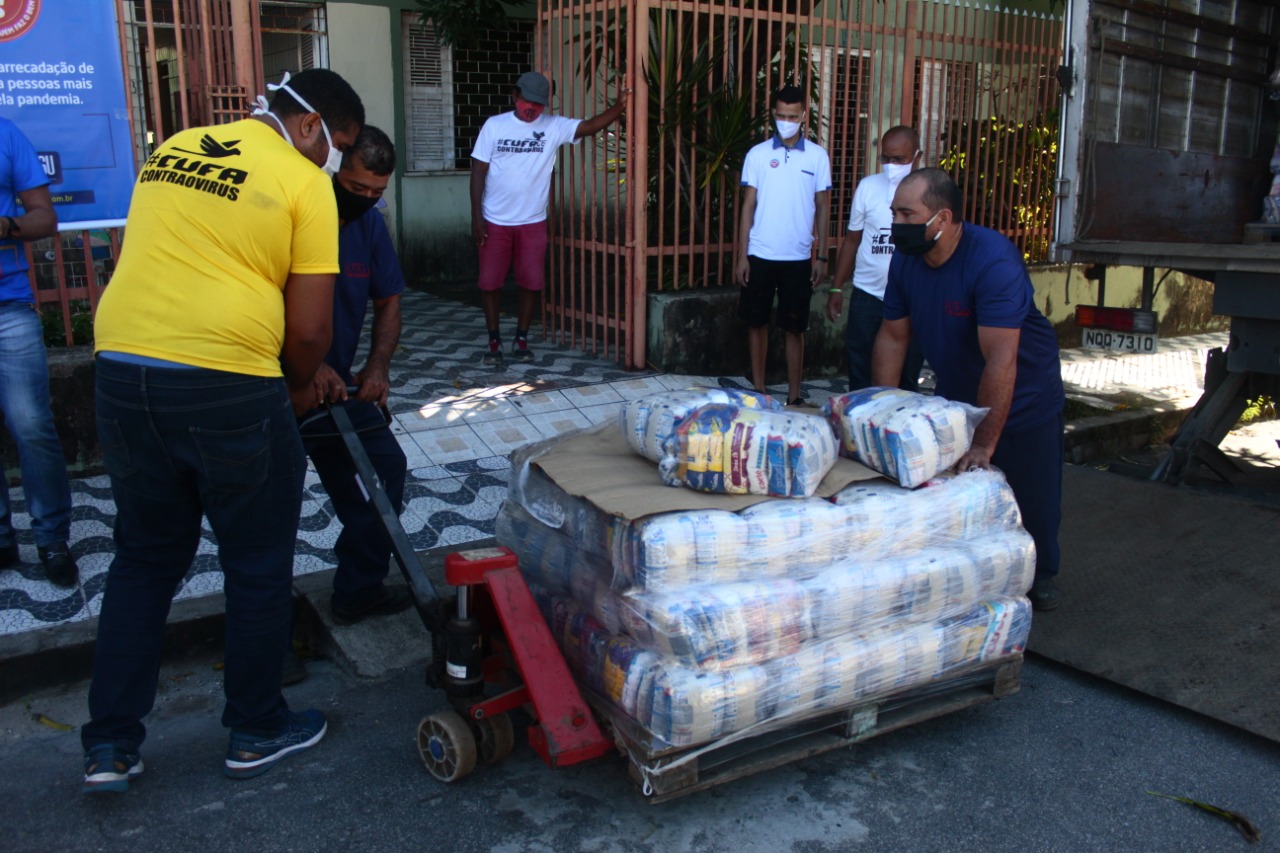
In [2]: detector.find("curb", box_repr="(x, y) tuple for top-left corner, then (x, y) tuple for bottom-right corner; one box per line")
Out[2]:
(0, 541), (485, 706)
(1064, 403), (1194, 465)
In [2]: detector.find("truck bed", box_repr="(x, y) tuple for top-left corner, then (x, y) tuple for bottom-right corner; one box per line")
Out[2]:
(1056, 240), (1280, 276)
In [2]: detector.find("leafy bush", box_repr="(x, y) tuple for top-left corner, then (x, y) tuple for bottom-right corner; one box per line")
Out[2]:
(41, 301), (94, 347)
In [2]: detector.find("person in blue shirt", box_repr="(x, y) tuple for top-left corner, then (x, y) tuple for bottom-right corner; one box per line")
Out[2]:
(0, 117), (78, 588)
(873, 168), (1065, 611)
(299, 126), (411, 627)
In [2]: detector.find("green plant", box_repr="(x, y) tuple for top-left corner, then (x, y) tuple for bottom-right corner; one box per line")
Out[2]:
(413, 0), (531, 47)
(1239, 394), (1277, 425)
(937, 104), (1060, 262)
(41, 301), (94, 347)
(578, 9), (820, 289)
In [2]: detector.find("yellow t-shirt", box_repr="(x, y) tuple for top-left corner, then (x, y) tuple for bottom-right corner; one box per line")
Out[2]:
(95, 119), (339, 377)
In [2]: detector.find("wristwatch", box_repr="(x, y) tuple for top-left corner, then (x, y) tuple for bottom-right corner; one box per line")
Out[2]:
(2, 216), (17, 239)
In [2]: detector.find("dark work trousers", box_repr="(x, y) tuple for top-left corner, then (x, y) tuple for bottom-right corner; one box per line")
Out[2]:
(84, 358), (303, 751)
(299, 399), (407, 610)
(844, 286), (924, 392)
(991, 412), (1064, 581)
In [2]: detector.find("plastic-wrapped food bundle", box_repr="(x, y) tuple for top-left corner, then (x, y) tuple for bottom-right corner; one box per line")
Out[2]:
(619, 578), (815, 667)
(620, 386), (781, 463)
(516, 515), (1032, 670)
(502, 463), (1024, 594)
(823, 388), (988, 488)
(658, 403), (838, 498)
(830, 468), (1022, 550)
(540, 591), (1030, 749)
(503, 429), (1033, 756)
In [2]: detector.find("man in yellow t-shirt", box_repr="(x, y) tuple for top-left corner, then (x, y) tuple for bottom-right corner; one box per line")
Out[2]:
(81, 69), (363, 795)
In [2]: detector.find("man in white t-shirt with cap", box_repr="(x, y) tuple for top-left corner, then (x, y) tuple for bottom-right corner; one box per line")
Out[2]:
(470, 71), (627, 364)
(825, 125), (925, 391)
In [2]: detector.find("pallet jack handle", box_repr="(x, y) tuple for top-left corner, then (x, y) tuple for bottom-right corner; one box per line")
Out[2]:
(323, 401), (442, 628)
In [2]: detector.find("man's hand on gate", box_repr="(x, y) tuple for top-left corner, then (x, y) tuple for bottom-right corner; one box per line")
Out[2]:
(354, 363), (391, 407)
(313, 363), (348, 406)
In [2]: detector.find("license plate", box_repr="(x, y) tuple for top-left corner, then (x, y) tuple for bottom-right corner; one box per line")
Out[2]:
(1080, 328), (1158, 354)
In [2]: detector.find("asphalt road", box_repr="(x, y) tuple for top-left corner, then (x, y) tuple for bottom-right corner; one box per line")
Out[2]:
(3, 646), (1277, 853)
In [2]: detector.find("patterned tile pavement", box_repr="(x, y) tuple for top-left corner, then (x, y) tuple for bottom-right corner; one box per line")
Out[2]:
(0, 290), (1227, 637)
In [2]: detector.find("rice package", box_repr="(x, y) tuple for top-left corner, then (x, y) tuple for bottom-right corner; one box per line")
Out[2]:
(619, 387), (781, 463)
(663, 403), (838, 498)
(824, 388), (987, 488)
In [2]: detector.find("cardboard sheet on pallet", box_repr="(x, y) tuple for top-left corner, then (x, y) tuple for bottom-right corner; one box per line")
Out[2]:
(532, 425), (880, 520)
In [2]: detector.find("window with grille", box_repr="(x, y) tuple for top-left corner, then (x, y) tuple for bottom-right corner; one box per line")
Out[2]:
(261, 2), (327, 82)
(915, 58), (979, 165)
(809, 47), (873, 235)
(403, 13), (455, 172)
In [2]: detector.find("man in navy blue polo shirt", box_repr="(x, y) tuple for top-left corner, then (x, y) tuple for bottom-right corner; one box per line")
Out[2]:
(299, 125), (411, 626)
(873, 168), (1065, 611)
(735, 86), (832, 406)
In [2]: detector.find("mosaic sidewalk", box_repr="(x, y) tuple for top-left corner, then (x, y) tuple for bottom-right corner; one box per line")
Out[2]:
(0, 291), (1222, 637)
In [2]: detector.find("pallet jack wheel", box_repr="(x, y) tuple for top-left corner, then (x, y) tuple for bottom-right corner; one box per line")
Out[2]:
(469, 712), (515, 765)
(417, 711), (477, 782)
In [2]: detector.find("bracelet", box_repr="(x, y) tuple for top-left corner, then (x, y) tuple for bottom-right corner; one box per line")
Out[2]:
(827, 287), (843, 295)
(2, 216), (15, 239)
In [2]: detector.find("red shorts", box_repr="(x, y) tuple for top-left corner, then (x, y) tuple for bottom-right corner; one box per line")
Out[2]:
(477, 220), (548, 292)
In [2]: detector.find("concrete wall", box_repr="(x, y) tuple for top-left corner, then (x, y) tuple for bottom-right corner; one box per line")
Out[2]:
(646, 265), (1227, 378)
(1031, 265), (1227, 344)
(327, 2), (400, 239)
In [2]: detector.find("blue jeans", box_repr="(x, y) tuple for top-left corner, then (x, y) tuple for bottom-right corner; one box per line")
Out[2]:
(0, 302), (72, 548)
(299, 399), (407, 610)
(82, 358), (305, 752)
(992, 413), (1064, 581)
(844, 286), (924, 392)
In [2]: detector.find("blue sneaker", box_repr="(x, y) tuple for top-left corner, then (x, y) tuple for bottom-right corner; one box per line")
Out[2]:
(224, 709), (327, 779)
(82, 744), (143, 794)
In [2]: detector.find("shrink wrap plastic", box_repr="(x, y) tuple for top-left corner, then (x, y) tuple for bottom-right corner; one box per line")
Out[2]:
(508, 452), (1022, 593)
(502, 498), (1033, 669)
(823, 388), (988, 488)
(535, 587), (1030, 750)
(499, 430), (1033, 754)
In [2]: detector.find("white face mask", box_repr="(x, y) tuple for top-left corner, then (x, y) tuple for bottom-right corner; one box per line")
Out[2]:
(775, 119), (802, 140)
(883, 161), (913, 186)
(251, 71), (342, 175)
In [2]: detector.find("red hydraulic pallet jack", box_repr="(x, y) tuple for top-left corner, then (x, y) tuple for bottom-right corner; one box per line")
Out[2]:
(325, 401), (615, 782)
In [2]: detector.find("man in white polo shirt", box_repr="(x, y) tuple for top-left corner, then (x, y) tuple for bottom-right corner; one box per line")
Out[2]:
(470, 71), (626, 365)
(825, 125), (925, 391)
(735, 85), (832, 406)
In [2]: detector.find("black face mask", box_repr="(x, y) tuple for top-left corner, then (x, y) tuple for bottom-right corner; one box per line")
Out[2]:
(891, 209), (943, 256)
(333, 176), (380, 223)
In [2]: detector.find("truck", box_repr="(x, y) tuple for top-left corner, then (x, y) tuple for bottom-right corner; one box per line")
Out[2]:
(1052, 0), (1280, 484)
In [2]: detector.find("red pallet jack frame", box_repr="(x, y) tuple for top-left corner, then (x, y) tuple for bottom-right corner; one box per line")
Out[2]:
(325, 402), (615, 782)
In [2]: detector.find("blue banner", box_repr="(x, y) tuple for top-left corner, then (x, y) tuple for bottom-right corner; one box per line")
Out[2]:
(0, 0), (136, 225)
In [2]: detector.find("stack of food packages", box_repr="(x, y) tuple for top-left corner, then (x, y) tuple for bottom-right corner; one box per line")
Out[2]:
(498, 419), (1035, 755)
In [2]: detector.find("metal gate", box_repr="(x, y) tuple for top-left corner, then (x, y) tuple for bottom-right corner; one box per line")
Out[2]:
(538, 0), (1062, 369)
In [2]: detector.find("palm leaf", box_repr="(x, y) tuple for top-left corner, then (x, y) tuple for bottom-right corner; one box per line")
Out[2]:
(1146, 790), (1262, 845)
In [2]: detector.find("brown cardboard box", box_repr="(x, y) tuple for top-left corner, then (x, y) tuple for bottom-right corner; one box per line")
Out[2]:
(532, 425), (881, 521)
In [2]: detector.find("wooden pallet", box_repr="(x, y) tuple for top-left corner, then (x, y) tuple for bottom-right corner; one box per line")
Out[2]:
(595, 654), (1022, 803)
(1242, 223), (1280, 244)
